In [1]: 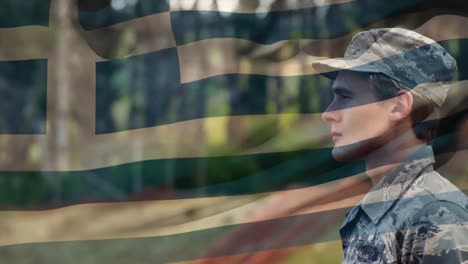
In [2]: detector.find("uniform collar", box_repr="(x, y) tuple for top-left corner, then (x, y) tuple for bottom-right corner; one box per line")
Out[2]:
(359, 146), (435, 224)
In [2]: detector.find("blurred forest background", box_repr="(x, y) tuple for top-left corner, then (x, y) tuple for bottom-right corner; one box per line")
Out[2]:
(0, 0), (467, 263)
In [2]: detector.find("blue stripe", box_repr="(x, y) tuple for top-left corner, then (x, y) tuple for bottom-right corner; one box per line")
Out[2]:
(0, 1), (50, 28)
(96, 48), (180, 134)
(78, 0), (169, 30)
(170, 0), (426, 45)
(0, 148), (363, 210)
(96, 72), (332, 134)
(0, 59), (47, 134)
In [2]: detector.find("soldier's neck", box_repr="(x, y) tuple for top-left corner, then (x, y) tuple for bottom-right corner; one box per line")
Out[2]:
(364, 131), (426, 186)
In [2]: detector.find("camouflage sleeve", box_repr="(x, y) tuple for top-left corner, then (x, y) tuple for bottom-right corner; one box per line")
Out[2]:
(398, 201), (468, 264)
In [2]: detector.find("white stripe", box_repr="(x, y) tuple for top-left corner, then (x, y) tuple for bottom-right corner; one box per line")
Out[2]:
(87, 12), (176, 61)
(0, 173), (368, 246)
(0, 26), (51, 60)
(169, 0), (354, 13)
(92, 113), (330, 164)
(0, 113), (331, 171)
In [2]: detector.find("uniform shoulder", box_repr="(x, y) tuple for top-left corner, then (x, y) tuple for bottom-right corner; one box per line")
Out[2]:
(415, 170), (467, 205)
(400, 170), (468, 226)
(412, 200), (468, 225)
(398, 200), (468, 264)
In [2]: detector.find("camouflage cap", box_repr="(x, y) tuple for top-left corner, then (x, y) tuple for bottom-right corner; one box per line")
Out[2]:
(313, 28), (458, 107)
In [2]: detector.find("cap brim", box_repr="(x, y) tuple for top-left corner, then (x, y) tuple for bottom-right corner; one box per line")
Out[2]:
(312, 57), (381, 79)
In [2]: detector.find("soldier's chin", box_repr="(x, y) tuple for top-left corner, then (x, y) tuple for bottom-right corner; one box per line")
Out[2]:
(331, 139), (377, 162)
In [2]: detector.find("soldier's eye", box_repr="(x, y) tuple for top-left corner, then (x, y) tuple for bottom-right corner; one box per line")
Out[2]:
(336, 94), (351, 100)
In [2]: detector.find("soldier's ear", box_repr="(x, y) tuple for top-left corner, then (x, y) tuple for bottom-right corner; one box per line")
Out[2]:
(389, 90), (413, 122)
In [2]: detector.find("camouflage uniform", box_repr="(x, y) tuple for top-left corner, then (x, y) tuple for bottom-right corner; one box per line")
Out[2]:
(339, 146), (468, 263)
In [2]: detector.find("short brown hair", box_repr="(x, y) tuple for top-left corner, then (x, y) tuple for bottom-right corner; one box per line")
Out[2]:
(368, 73), (439, 143)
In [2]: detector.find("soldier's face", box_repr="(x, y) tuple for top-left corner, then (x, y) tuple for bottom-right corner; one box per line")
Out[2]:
(321, 71), (394, 161)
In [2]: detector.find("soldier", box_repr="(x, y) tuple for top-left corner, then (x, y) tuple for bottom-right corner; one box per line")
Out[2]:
(313, 28), (468, 263)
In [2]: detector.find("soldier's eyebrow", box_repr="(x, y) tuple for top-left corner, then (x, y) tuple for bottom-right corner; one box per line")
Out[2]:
(332, 87), (354, 96)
